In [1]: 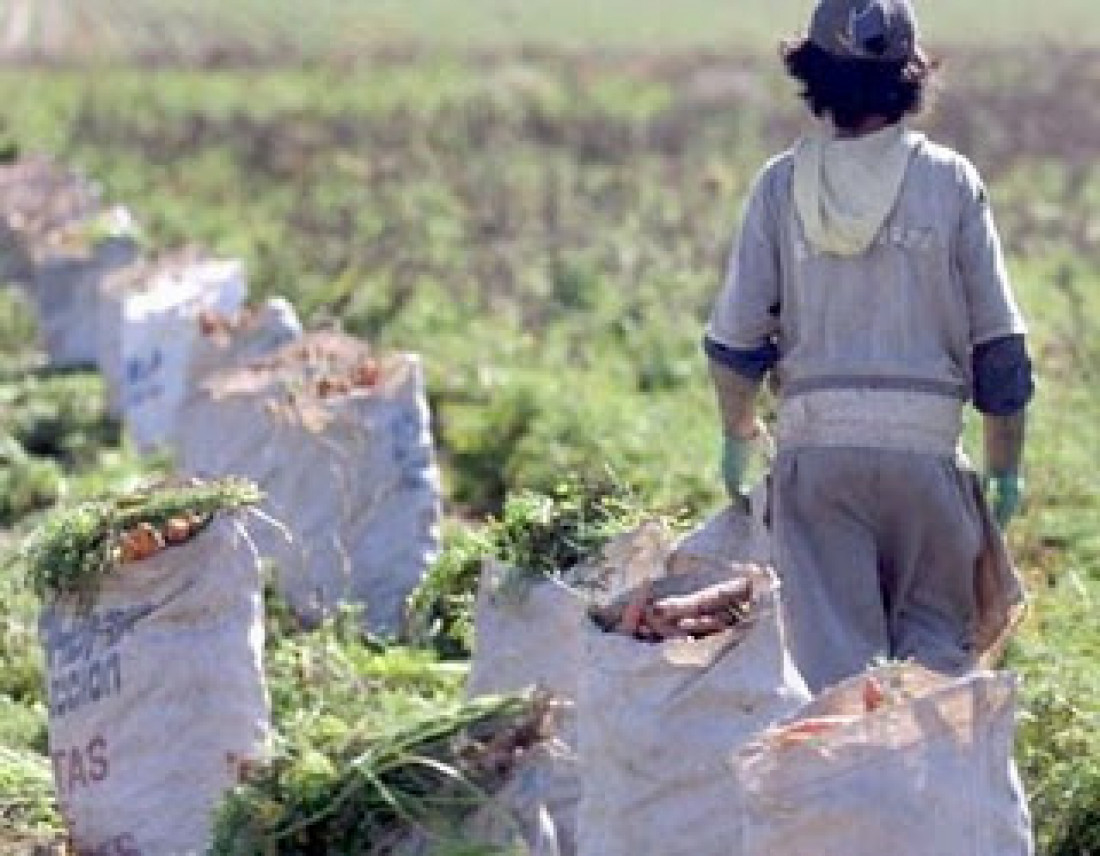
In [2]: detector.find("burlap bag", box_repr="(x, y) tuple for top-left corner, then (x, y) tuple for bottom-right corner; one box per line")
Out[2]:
(177, 333), (441, 635)
(734, 664), (1034, 856)
(40, 514), (269, 856)
(576, 563), (810, 856)
(96, 252), (247, 447)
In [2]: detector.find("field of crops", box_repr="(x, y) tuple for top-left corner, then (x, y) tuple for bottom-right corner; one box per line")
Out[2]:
(6, 0), (1100, 60)
(0, 6), (1098, 855)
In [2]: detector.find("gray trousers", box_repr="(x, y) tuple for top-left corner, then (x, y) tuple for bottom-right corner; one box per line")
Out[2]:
(773, 448), (984, 692)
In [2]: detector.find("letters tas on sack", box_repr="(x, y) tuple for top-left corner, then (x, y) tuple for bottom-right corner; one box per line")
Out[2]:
(40, 513), (270, 856)
(177, 332), (442, 635)
(733, 663), (1034, 856)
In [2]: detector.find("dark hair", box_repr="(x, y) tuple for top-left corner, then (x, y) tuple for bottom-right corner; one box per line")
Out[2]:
(781, 39), (937, 131)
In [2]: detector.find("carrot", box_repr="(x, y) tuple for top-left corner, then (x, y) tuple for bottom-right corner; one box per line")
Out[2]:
(162, 516), (192, 545)
(862, 676), (887, 713)
(651, 577), (753, 622)
(616, 579), (652, 636)
(774, 715), (860, 746)
(675, 614), (731, 638)
(352, 358), (381, 389)
(641, 604), (687, 640)
(119, 522), (165, 563)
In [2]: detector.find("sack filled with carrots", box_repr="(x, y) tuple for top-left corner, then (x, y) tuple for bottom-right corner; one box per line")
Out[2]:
(22, 477), (271, 856)
(733, 662), (1034, 856)
(577, 562), (809, 856)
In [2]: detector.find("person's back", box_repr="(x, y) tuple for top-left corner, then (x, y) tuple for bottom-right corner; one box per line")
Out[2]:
(705, 0), (1033, 691)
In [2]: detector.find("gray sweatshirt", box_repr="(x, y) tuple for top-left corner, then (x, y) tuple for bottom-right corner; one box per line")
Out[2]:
(707, 135), (1027, 455)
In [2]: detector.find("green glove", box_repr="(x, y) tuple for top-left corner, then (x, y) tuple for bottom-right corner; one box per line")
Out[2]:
(721, 433), (753, 501)
(984, 472), (1024, 529)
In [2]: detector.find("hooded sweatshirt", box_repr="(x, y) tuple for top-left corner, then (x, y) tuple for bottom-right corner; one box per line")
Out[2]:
(792, 122), (922, 256)
(706, 128), (1029, 454)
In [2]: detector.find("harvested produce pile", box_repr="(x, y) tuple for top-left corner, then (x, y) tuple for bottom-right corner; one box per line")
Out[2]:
(234, 332), (384, 405)
(771, 674), (895, 746)
(590, 573), (754, 642)
(188, 298), (303, 387)
(16, 476), (262, 604)
(408, 483), (657, 657)
(197, 303), (300, 347)
(98, 245), (209, 296)
(178, 329), (441, 633)
(210, 692), (547, 856)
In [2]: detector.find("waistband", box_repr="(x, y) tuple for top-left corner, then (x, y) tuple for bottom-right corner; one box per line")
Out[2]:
(777, 387), (963, 456)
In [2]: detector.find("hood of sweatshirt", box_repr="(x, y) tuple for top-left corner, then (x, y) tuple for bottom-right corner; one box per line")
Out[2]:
(792, 122), (923, 257)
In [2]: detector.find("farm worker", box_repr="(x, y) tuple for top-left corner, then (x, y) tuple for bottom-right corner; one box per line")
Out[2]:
(704, 0), (1034, 691)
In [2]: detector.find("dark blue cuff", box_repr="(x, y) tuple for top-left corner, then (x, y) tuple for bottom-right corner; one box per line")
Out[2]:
(704, 335), (778, 382)
(972, 335), (1034, 415)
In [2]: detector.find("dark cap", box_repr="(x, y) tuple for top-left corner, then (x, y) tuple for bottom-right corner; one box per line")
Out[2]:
(809, 0), (918, 62)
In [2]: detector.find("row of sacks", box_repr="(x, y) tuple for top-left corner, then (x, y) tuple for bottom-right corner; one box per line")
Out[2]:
(0, 157), (297, 450)
(2, 156), (443, 636)
(463, 500), (1035, 856)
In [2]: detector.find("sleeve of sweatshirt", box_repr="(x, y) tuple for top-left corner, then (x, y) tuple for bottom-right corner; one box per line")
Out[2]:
(956, 160), (1028, 345)
(972, 334), (1033, 415)
(705, 164), (782, 378)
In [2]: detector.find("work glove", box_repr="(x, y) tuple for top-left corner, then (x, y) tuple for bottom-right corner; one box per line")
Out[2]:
(984, 471), (1024, 529)
(721, 432), (753, 502)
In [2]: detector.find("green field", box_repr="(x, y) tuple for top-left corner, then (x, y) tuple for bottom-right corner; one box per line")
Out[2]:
(1, 5), (1098, 854)
(5, 0), (1100, 62)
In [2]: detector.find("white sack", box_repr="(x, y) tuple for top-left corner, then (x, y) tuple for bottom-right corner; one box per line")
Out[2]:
(668, 485), (772, 575)
(178, 336), (441, 635)
(466, 560), (587, 703)
(465, 515), (777, 856)
(184, 297), (302, 389)
(0, 157), (138, 367)
(0, 155), (102, 287)
(464, 562), (589, 855)
(98, 255), (247, 449)
(576, 564), (810, 856)
(734, 664), (1034, 856)
(30, 236), (138, 369)
(39, 514), (270, 856)
(464, 737), (580, 856)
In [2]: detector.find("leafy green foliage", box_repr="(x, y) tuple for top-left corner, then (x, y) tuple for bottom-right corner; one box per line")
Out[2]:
(15, 477), (262, 604)
(214, 590), (531, 856)
(0, 744), (60, 836)
(0, 435), (64, 526)
(0, 372), (120, 468)
(211, 692), (534, 855)
(1009, 576), (1100, 856)
(0, 289), (37, 356)
(0, 369), (128, 529)
(491, 481), (653, 580)
(407, 478), (671, 657)
(405, 523), (493, 660)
